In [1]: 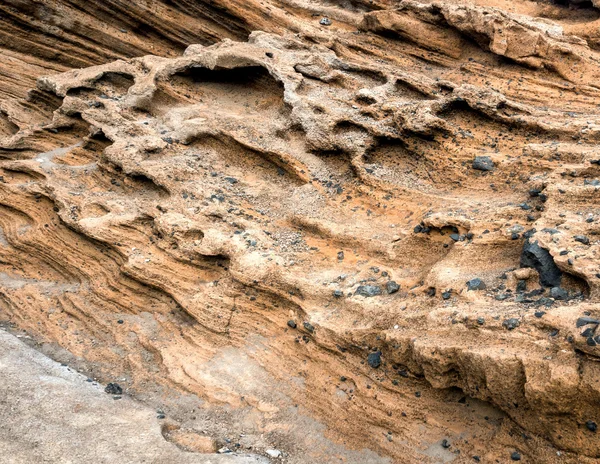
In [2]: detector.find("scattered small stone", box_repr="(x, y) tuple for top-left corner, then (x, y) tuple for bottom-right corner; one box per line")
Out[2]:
(320, 17), (332, 26)
(441, 439), (451, 449)
(534, 311), (546, 318)
(576, 317), (600, 328)
(442, 290), (452, 300)
(104, 383), (122, 395)
(574, 235), (590, 245)
(386, 281), (400, 294)
(333, 289), (343, 298)
(355, 285), (382, 297)
(368, 351), (382, 368)
(477, 317), (485, 325)
(303, 322), (315, 333)
(450, 233), (460, 241)
(503, 318), (520, 330)
(466, 278), (486, 291)
(510, 451), (521, 461)
(586, 420), (597, 432)
(472, 156), (494, 171)
(337, 251), (344, 260)
(266, 449), (282, 458)
(550, 287), (568, 300)
(218, 447), (232, 454)
(582, 327), (595, 337)
(287, 320), (297, 329)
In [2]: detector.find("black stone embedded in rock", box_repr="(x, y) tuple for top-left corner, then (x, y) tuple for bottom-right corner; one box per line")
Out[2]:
(574, 235), (590, 245)
(368, 351), (382, 368)
(320, 17), (332, 26)
(386, 281), (400, 294)
(582, 327), (596, 337)
(466, 278), (486, 291)
(333, 289), (343, 298)
(510, 451), (521, 461)
(576, 317), (600, 328)
(303, 321), (315, 333)
(586, 420), (597, 432)
(472, 156), (494, 171)
(355, 285), (382, 297)
(442, 290), (451, 300)
(503, 318), (520, 330)
(520, 239), (562, 288)
(441, 439), (451, 449)
(105, 383), (123, 395)
(550, 287), (568, 300)
(287, 320), (297, 329)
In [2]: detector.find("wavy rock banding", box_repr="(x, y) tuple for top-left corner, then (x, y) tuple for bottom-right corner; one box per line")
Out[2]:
(2, 0), (600, 462)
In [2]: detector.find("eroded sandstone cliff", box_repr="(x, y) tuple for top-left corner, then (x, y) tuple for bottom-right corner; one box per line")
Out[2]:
(2, 0), (600, 462)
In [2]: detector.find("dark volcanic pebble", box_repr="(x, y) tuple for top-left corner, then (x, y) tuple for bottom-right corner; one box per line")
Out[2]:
(520, 239), (562, 287)
(355, 285), (382, 297)
(303, 321), (314, 333)
(386, 281), (400, 294)
(466, 278), (486, 291)
(550, 287), (568, 300)
(368, 351), (382, 368)
(105, 383), (123, 395)
(472, 156), (494, 171)
(576, 317), (600, 328)
(503, 318), (520, 330)
(574, 235), (590, 245)
(287, 320), (297, 329)
(586, 420), (597, 432)
(510, 451), (521, 461)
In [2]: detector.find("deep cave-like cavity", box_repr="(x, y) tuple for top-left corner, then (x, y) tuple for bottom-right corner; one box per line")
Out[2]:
(153, 65), (286, 117)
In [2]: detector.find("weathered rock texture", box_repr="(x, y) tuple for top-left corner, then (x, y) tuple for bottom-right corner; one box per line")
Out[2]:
(2, 0), (600, 462)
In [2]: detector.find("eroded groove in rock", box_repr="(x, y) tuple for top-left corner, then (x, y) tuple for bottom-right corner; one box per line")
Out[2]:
(2, 0), (600, 463)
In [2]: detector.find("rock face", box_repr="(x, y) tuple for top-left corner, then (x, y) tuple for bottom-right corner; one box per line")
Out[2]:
(1, 0), (600, 462)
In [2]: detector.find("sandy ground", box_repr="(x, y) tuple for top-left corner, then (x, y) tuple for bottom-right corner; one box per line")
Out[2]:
(0, 329), (266, 463)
